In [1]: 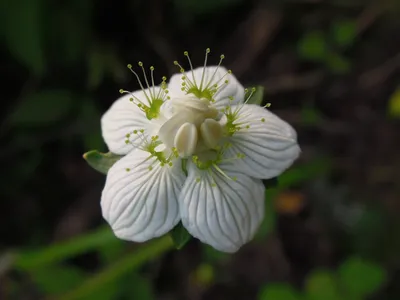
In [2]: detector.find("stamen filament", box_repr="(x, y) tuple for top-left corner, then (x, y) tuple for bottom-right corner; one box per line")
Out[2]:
(203, 55), (225, 90)
(127, 64), (152, 105)
(184, 51), (198, 87)
(199, 48), (210, 90)
(138, 62), (154, 100)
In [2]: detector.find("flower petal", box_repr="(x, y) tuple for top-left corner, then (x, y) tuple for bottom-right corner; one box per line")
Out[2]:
(168, 66), (245, 110)
(101, 93), (151, 155)
(101, 149), (185, 242)
(225, 104), (300, 179)
(179, 162), (265, 253)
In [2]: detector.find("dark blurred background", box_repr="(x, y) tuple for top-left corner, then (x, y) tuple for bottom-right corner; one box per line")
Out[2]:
(1, 0), (400, 299)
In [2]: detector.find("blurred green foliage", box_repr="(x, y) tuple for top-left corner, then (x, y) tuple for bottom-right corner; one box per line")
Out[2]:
(388, 87), (400, 118)
(259, 257), (387, 300)
(10, 90), (74, 126)
(297, 19), (357, 74)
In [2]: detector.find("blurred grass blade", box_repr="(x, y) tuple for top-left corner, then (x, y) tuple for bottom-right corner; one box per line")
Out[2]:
(57, 235), (173, 300)
(9, 90), (74, 126)
(31, 265), (86, 295)
(4, 0), (45, 76)
(14, 226), (115, 270)
(83, 150), (123, 174)
(170, 222), (191, 249)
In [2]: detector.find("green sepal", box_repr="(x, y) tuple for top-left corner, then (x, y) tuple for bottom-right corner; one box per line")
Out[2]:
(169, 222), (191, 250)
(245, 85), (265, 106)
(83, 150), (123, 175)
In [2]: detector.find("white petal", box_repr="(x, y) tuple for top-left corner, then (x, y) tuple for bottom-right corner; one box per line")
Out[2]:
(179, 162), (265, 253)
(225, 104), (300, 179)
(101, 93), (151, 155)
(168, 66), (245, 110)
(101, 149), (185, 242)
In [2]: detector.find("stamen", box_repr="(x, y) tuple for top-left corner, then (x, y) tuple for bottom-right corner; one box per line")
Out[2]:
(127, 64), (151, 105)
(203, 55), (226, 90)
(199, 48), (211, 90)
(184, 51), (198, 87)
(244, 87), (257, 104)
(150, 66), (156, 100)
(138, 62), (154, 100)
(124, 63), (168, 120)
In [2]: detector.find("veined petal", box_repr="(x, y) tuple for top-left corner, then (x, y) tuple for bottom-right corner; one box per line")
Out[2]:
(168, 66), (245, 110)
(101, 149), (185, 242)
(101, 93), (151, 155)
(179, 162), (265, 253)
(225, 104), (300, 179)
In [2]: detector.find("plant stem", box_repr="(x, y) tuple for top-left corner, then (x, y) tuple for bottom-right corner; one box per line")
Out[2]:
(14, 226), (116, 271)
(55, 235), (174, 300)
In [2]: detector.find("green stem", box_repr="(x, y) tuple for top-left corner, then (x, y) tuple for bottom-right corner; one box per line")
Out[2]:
(14, 226), (116, 271)
(56, 235), (174, 300)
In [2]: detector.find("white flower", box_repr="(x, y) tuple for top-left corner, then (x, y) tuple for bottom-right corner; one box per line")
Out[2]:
(100, 49), (300, 252)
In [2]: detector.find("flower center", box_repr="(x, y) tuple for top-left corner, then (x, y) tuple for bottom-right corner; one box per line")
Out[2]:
(157, 96), (223, 158)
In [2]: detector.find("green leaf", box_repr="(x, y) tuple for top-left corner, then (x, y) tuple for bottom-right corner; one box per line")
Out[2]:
(388, 87), (400, 118)
(169, 222), (191, 249)
(9, 90), (74, 126)
(258, 283), (300, 300)
(245, 86), (265, 106)
(4, 0), (45, 76)
(31, 265), (86, 295)
(83, 150), (123, 175)
(305, 270), (340, 300)
(298, 31), (327, 61)
(338, 257), (386, 297)
(331, 20), (357, 48)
